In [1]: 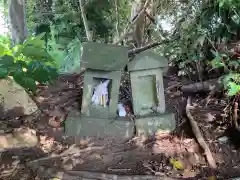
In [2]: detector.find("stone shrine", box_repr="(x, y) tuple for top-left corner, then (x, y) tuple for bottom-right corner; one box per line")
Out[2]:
(128, 51), (176, 136)
(65, 42), (134, 139)
(65, 42), (176, 139)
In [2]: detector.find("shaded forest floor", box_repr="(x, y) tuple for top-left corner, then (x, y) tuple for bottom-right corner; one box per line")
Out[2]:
(1, 72), (240, 180)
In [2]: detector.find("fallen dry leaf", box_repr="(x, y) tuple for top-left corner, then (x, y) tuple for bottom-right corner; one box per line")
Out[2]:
(155, 129), (171, 139)
(182, 170), (197, 178)
(170, 158), (184, 170)
(206, 113), (216, 122)
(208, 176), (217, 180)
(48, 108), (65, 119)
(36, 96), (46, 103)
(48, 117), (61, 128)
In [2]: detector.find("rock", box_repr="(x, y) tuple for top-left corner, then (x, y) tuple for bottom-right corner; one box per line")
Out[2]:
(0, 77), (38, 118)
(0, 127), (38, 150)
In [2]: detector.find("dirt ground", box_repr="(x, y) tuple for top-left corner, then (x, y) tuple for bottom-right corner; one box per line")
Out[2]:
(1, 73), (240, 180)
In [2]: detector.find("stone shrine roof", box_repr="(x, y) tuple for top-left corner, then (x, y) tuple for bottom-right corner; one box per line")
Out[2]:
(128, 51), (168, 71)
(80, 42), (128, 71)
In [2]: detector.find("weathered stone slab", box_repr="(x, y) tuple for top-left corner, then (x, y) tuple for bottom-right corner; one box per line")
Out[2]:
(130, 68), (165, 116)
(135, 113), (176, 136)
(65, 110), (134, 139)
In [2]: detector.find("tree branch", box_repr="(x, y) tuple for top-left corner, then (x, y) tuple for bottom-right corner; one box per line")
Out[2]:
(186, 97), (217, 169)
(128, 41), (161, 57)
(79, 0), (92, 41)
(113, 0), (151, 45)
(144, 11), (156, 24)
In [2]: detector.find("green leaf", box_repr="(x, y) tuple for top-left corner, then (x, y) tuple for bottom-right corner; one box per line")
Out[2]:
(23, 33), (46, 48)
(232, 14), (240, 25)
(222, 73), (240, 88)
(11, 66), (25, 78)
(25, 60), (58, 83)
(0, 44), (7, 56)
(219, 1), (224, 7)
(229, 60), (240, 67)
(22, 46), (53, 61)
(0, 55), (15, 67)
(14, 75), (37, 92)
(197, 34), (206, 47)
(0, 67), (9, 78)
(210, 55), (225, 68)
(35, 32), (46, 40)
(210, 49), (219, 57)
(227, 82), (240, 96)
(12, 45), (23, 57)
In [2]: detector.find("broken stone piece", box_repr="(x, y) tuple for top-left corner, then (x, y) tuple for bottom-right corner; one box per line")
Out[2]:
(0, 77), (38, 118)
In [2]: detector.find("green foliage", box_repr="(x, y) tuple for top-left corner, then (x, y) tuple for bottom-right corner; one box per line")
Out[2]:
(47, 36), (82, 73)
(0, 34), (59, 92)
(212, 51), (240, 96)
(50, 0), (116, 42)
(24, 0), (131, 74)
(161, 0), (240, 97)
(218, 0), (240, 9)
(25, 0), (130, 75)
(61, 37), (81, 73)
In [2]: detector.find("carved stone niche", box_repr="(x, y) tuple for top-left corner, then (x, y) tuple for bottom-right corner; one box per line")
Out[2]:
(128, 51), (176, 136)
(65, 42), (134, 139)
(80, 42), (128, 119)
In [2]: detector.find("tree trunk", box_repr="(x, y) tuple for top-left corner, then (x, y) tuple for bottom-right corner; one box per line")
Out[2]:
(79, 0), (92, 41)
(130, 0), (146, 47)
(8, 0), (28, 44)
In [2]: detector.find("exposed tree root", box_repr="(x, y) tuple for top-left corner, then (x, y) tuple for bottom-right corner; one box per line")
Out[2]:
(186, 97), (217, 169)
(230, 93), (240, 132)
(232, 101), (240, 133)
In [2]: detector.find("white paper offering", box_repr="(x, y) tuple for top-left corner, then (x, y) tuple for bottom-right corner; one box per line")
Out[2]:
(91, 80), (110, 107)
(118, 103), (126, 117)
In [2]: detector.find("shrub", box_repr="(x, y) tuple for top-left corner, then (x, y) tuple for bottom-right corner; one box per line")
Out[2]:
(0, 33), (59, 92)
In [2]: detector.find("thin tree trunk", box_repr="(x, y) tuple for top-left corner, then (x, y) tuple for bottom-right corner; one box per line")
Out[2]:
(79, 0), (92, 41)
(8, 0), (28, 44)
(114, 0), (120, 39)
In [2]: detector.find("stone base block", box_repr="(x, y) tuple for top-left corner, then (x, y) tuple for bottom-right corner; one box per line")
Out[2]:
(135, 113), (176, 136)
(64, 110), (134, 139)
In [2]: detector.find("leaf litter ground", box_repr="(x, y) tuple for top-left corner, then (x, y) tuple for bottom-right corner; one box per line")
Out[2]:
(1, 73), (240, 179)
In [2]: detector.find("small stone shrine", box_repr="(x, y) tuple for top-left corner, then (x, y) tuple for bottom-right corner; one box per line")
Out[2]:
(65, 42), (176, 139)
(128, 51), (176, 136)
(65, 42), (134, 138)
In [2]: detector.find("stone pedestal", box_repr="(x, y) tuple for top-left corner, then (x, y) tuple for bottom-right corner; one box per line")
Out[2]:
(65, 110), (134, 139)
(65, 110), (175, 138)
(135, 112), (176, 136)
